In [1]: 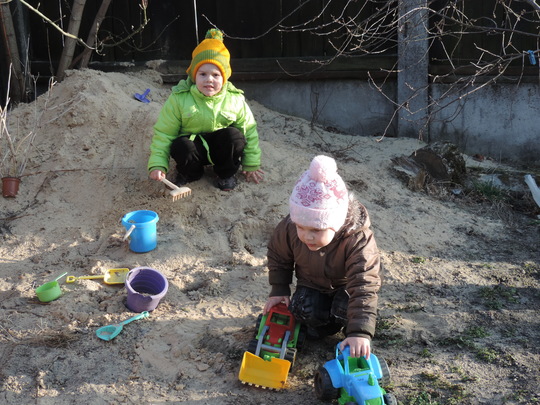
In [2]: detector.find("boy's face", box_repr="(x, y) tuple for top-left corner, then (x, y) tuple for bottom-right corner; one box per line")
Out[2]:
(294, 223), (336, 251)
(195, 63), (224, 97)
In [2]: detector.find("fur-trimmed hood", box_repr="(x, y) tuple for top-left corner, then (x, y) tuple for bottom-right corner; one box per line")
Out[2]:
(338, 193), (370, 238)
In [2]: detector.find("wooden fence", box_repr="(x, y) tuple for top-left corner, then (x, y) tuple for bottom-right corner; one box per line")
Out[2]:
(1, 0), (538, 102)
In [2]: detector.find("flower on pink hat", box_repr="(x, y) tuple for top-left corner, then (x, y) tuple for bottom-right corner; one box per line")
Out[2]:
(289, 155), (349, 231)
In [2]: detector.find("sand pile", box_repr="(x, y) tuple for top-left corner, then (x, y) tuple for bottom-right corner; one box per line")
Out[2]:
(0, 68), (538, 404)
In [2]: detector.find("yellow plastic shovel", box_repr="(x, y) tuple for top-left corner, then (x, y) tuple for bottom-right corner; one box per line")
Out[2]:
(66, 268), (129, 285)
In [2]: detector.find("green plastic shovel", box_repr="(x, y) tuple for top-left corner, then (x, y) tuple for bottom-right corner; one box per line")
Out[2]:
(96, 311), (149, 341)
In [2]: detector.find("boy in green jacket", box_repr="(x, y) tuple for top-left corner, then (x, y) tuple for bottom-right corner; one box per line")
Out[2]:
(148, 29), (264, 191)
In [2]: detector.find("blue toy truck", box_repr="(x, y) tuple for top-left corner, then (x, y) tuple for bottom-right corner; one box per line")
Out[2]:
(314, 343), (397, 405)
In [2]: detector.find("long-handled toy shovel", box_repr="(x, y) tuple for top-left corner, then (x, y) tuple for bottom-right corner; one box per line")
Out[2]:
(66, 268), (129, 285)
(96, 311), (149, 341)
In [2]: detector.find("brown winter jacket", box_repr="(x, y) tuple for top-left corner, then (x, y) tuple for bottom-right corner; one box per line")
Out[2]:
(267, 196), (381, 339)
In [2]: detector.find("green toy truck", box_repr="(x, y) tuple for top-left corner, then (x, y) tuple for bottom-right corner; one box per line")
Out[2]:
(238, 303), (305, 389)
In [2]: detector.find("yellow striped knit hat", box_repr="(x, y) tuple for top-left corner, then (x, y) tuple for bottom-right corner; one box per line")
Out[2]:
(186, 29), (231, 84)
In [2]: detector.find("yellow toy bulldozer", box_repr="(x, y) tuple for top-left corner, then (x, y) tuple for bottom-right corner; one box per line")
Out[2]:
(238, 303), (305, 389)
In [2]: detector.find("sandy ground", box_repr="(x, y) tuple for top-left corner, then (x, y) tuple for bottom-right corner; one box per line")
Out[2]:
(0, 68), (539, 405)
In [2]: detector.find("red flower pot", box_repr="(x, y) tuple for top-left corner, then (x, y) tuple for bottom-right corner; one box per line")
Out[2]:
(2, 177), (21, 198)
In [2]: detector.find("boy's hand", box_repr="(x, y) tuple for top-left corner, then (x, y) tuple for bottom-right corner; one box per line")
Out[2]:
(263, 296), (290, 315)
(339, 337), (371, 359)
(150, 170), (165, 181)
(243, 169), (264, 184)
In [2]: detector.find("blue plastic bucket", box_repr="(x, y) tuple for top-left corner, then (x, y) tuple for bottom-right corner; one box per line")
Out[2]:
(121, 210), (159, 253)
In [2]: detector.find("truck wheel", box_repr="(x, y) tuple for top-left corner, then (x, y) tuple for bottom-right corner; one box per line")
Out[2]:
(254, 314), (263, 331)
(383, 393), (398, 405)
(246, 339), (258, 354)
(285, 347), (297, 367)
(296, 324), (307, 350)
(314, 366), (339, 400)
(378, 357), (392, 386)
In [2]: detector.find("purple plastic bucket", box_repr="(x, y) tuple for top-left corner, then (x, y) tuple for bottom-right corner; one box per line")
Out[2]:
(125, 267), (168, 312)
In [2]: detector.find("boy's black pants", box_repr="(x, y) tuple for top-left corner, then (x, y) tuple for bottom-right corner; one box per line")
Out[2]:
(170, 127), (246, 180)
(289, 285), (349, 338)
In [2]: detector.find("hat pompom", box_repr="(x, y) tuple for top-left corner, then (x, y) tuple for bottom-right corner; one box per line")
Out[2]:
(309, 155), (338, 183)
(205, 29), (224, 41)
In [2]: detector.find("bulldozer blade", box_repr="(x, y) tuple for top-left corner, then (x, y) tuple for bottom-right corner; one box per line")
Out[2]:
(238, 351), (291, 390)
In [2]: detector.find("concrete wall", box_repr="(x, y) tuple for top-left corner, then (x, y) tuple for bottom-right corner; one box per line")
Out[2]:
(239, 79), (397, 138)
(239, 79), (539, 165)
(429, 83), (540, 164)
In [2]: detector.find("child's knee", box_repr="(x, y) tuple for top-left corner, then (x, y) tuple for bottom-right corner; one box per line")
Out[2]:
(171, 136), (197, 161)
(289, 285), (331, 327)
(289, 285), (349, 328)
(330, 288), (349, 322)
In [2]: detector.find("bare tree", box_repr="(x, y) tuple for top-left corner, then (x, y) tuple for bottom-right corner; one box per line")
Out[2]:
(77, 0), (114, 69)
(0, 0), (24, 102)
(223, 0), (540, 140)
(2, 0), (150, 90)
(56, 0), (87, 82)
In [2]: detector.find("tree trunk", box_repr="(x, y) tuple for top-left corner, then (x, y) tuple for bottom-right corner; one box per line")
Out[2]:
(78, 0), (113, 68)
(56, 0), (87, 82)
(0, 2), (23, 103)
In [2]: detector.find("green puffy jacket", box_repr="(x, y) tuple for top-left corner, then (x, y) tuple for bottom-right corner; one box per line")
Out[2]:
(148, 78), (261, 173)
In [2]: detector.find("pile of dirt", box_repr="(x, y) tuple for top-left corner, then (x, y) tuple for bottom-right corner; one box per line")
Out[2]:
(0, 68), (538, 405)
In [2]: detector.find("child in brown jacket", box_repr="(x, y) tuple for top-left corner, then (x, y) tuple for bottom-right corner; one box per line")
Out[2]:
(263, 155), (381, 358)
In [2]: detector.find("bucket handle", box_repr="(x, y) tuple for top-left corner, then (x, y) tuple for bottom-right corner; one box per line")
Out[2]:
(122, 224), (136, 241)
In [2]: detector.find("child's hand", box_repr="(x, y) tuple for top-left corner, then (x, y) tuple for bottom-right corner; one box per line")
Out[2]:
(243, 169), (264, 184)
(263, 296), (290, 314)
(150, 170), (165, 181)
(339, 337), (371, 359)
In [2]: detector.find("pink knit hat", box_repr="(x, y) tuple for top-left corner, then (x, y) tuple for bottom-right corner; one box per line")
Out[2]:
(289, 155), (349, 231)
